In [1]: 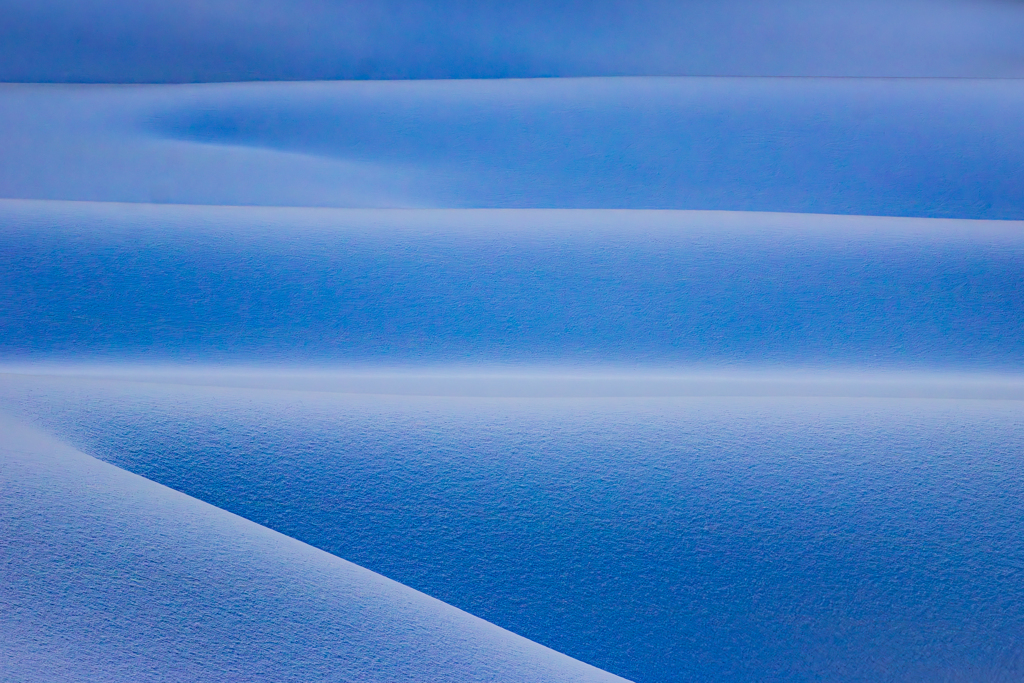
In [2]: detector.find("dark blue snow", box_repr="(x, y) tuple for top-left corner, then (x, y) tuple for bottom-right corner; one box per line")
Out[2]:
(0, 412), (625, 683)
(148, 78), (1024, 218)
(3, 0), (1024, 82)
(1, 202), (1021, 367)
(4, 3), (1024, 682)
(2, 79), (1023, 218)
(3, 378), (1022, 683)
(2, 200), (1024, 681)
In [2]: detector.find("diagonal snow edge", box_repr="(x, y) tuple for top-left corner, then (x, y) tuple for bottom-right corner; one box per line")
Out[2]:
(0, 411), (629, 682)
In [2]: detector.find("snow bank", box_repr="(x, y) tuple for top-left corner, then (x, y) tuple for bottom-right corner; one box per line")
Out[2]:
(1, 78), (1022, 217)
(0, 410), (627, 681)
(2, 377), (1023, 682)
(3, 0), (1024, 81)
(1, 200), (1021, 367)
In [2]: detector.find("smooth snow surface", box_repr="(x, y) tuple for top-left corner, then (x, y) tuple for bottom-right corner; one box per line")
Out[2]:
(0, 411), (627, 682)
(3, 0), (1024, 81)
(2, 201), (1022, 367)
(6, 3), (1024, 682)
(2, 376), (1023, 683)
(2, 79), (1023, 217)
(6, 366), (1024, 400)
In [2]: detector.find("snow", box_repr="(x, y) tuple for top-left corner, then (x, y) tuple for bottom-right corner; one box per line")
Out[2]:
(3, 7), (1023, 680)
(0, 410), (628, 682)
(2, 200), (1022, 367)
(3, 0), (1024, 81)
(2, 376), (1024, 682)
(1, 78), (1022, 217)
(3, 198), (1022, 679)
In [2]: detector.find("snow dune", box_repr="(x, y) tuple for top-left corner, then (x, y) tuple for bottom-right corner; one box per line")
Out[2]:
(2, 374), (1023, 682)
(1, 77), (1022, 217)
(3, 0), (1024, 81)
(2, 200), (1021, 367)
(4, 3), (1023, 682)
(3, 197), (1022, 679)
(0, 410), (628, 682)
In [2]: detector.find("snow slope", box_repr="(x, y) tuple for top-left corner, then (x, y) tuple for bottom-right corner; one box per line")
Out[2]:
(3, 0), (1024, 81)
(2, 200), (1022, 367)
(0, 410), (627, 682)
(2, 375), (1023, 683)
(3, 196), (1024, 680)
(1, 78), (1022, 217)
(4, 3), (1023, 682)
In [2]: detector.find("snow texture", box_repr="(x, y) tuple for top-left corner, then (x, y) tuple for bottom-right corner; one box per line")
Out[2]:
(2, 376), (1023, 683)
(3, 8), (1023, 680)
(0, 410), (628, 682)
(1, 200), (1022, 367)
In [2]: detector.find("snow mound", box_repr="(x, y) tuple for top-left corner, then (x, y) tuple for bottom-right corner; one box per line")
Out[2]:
(3, 375), (1024, 682)
(3, 0), (1024, 81)
(1, 78), (1022, 217)
(2, 200), (1022, 367)
(0, 411), (628, 682)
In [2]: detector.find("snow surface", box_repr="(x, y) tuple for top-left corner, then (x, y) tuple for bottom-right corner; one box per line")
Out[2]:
(1, 78), (1022, 217)
(2, 200), (1022, 367)
(3, 0), (1024, 81)
(2, 374), (1023, 683)
(2, 25), (1023, 679)
(6, 366), (1024, 400)
(0, 410), (628, 682)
